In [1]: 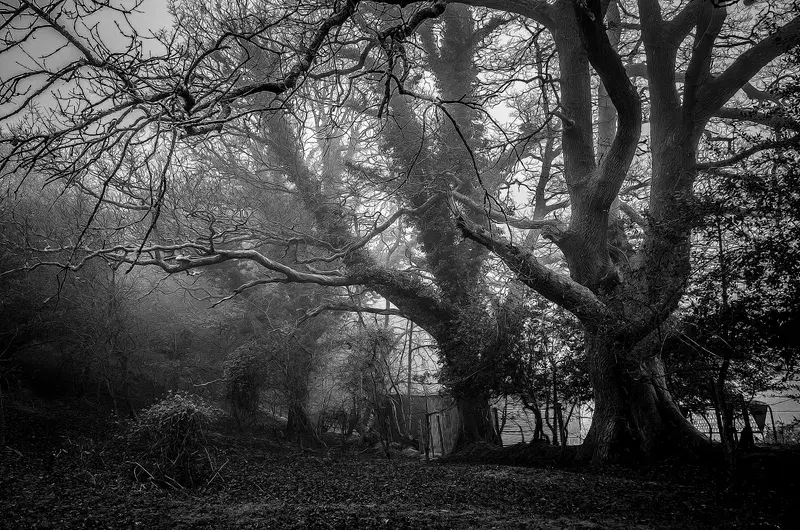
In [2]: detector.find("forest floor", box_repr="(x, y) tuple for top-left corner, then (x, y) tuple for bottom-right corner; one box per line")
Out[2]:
(1, 397), (797, 529)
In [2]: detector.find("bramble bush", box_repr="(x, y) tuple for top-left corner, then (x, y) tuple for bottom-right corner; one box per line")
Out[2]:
(127, 391), (222, 487)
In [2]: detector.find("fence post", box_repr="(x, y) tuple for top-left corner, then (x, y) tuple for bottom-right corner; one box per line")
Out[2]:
(437, 414), (446, 456)
(493, 408), (503, 447)
(427, 414), (434, 457)
(419, 419), (428, 461)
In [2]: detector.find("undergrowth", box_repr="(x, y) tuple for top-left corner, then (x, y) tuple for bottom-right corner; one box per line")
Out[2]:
(126, 391), (223, 488)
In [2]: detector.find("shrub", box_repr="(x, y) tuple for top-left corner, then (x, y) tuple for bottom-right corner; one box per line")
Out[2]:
(776, 418), (800, 445)
(223, 342), (268, 426)
(127, 391), (222, 487)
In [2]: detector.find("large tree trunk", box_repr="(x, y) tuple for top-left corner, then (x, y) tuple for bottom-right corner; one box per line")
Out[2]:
(286, 400), (316, 441)
(453, 394), (500, 450)
(286, 366), (316, 441)
(577, 329), (709, 463)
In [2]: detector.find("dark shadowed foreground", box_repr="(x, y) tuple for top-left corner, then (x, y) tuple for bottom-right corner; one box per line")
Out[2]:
(1, 399), (797, 529)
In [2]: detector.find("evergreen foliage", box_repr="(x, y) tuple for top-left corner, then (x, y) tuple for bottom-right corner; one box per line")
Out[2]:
(223, 342), (268, 425)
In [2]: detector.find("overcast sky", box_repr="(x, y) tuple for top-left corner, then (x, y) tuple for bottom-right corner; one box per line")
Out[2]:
(1, 0), (175, 127)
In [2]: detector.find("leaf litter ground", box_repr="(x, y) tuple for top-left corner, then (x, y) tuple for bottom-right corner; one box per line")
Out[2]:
(1, 399), (796, 529)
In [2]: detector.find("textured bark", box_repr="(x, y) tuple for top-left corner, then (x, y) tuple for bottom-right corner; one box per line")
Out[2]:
(531, 406), (546, 443)
(286, 400), (316, 441)
(182, 0), (799, 463)
(385, 7), (498, 445)
(577, 330), (709, 462)
(458, 0), (704, 462)
(454, 394), (500, 449)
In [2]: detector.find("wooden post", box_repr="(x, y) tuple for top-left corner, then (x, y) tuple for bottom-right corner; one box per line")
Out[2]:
(418, 419), (423, 453)
(554, 402), (566, 447)
(406, 323), (413, 434)
(437, 414), (446, 456)
(493, 408), (503, 447)
(427, 415), (434, 456)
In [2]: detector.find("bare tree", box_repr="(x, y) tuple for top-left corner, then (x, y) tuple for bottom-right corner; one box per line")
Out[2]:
(3, 0), (799, 464)
(455, 0), (800, 462)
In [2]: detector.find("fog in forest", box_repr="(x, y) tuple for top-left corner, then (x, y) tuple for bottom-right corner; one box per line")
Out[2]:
(1, 1), (800, 528)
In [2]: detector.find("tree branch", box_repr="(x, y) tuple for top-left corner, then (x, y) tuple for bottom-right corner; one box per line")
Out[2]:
(696, 134), (800, 169)
(456, 214), (613, 329)
(637, 0), (682, 114)
(576, 0), (642, 207)
(696, 14), (800, 119)
(295, 194), (442, 264)
(713, 107), (800, 131)
(619, 201), (646, 227)
(627, 63), (793, 131)
(300, 302), (403, 322)
(210, 278), (289, 307)
(219, 0), (362, 101)
(682, 1), (727, 115)
(457, 0), (553, 27)
(452, 191), (567, 232)
(662, 0), (702, 46)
